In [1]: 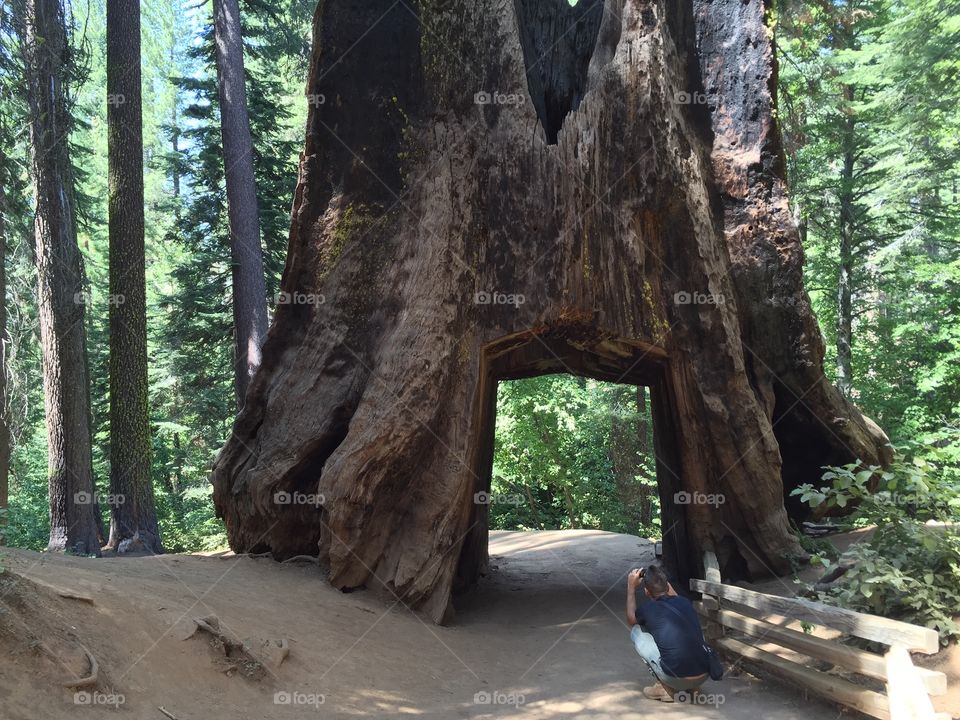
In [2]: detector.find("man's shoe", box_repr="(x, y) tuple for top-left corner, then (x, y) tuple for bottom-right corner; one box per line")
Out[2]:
(642, 684), (675, 702)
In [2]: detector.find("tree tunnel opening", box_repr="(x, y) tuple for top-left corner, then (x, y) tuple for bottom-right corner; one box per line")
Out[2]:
(486, 374), (661, 540)
(454, 331), (695, 604)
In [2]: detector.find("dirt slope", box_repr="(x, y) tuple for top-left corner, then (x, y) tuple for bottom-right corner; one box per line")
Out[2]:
(0, 530), (841, 719)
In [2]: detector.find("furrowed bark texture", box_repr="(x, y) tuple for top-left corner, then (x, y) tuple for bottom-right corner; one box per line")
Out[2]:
(22, 0), (102, 556)
(106, 0), (163, 554)
(212, 0), (890, 621)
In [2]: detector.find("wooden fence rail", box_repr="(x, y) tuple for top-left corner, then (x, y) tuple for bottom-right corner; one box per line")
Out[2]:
(692, 551), (948, 720)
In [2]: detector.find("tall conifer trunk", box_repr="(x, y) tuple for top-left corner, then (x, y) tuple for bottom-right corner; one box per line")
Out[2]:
(21, 0), (101, 555)
(212, 0), (268, 407)
(105, 0), (163, 553)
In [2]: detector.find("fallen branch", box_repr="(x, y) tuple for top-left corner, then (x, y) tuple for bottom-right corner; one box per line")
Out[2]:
(158, 706), (180, 720)
(62, 644), (99, 689)
(280, 555), (319, 564)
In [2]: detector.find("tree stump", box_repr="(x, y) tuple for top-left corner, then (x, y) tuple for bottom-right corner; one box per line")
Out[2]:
(211, 0), (890, 622)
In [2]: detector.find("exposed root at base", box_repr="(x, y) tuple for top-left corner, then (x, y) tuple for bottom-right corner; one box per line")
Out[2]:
(62, 644), (98, 689)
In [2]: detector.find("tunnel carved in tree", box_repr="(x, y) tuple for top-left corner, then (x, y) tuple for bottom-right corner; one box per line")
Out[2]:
(211, 0), (890, 622)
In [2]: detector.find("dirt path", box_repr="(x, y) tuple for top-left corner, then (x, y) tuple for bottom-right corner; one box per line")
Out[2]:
(0, 530), (840, 719)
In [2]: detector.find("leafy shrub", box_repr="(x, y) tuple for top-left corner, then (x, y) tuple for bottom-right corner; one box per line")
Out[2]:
(792, 436), (960, 644)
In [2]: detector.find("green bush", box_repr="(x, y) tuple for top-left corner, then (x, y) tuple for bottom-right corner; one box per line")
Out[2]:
(792, 435), (960, 644)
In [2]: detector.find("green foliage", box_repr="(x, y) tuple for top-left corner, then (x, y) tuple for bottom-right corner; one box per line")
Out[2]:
(491, 375), (660, 537)
(792, 437), (960, 643)
(0, 0), (957, 584)
(778, 1), (960, 639)
(148, 0), (310, 550)
(778, 0), (960, 437)
(2, 0), (312, 553)
(792, 527), (841, 563)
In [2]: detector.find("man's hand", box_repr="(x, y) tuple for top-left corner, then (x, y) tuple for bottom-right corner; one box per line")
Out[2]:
(626, 567), (645, 626)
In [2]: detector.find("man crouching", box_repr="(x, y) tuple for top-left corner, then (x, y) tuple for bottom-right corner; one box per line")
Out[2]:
(626, 564), (709, 702)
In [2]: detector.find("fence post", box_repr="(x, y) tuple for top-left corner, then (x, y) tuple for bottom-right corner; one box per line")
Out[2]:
(701, 550), (723, 640)
(886, 644), (943, 720)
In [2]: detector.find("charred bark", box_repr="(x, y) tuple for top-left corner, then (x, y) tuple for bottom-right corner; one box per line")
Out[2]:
(212, 0), (890, 621)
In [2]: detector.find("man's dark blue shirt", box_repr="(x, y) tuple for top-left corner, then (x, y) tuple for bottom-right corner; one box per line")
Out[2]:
(634, 593), (710, 677)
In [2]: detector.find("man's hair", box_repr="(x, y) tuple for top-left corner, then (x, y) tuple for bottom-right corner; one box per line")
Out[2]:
(643, 564), (669, 597)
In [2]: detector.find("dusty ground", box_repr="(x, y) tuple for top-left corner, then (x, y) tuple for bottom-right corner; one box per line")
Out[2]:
(0, 530), (857, 719)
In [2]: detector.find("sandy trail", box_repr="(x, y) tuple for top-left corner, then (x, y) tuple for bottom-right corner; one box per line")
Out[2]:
(0, 530), (839, 719)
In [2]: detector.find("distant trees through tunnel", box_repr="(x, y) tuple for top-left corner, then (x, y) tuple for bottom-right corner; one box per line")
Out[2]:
(489, 374), (661, 539)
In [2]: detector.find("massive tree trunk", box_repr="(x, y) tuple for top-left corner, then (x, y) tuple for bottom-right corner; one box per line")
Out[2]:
(105, 0), (163, 554)
(212, 0), (269, 407)
(212, 0), (890, 622)
(21, 0), (101, 556)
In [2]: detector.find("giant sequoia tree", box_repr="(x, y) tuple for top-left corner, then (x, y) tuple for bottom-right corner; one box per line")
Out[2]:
(212, 0), (890, 621)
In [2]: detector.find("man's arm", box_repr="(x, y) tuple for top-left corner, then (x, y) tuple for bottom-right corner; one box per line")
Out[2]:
(626, 568), (643, 626)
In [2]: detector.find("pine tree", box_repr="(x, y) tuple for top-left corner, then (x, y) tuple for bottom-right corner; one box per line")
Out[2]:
(105, 0), (163, 553)
(18, 0), (102, 555)
(152, 0), (308, 549)
(213, 0), (269, 407)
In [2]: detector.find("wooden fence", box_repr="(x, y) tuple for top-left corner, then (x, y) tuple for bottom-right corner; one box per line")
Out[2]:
(691, 552), (948, 720)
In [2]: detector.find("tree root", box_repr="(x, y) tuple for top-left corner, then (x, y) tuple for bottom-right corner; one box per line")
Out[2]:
(182, 615), (266, 679)
(216, 551), (274, 560)
(23, 576), (95, 604)
(62, 644), (99, 689)
(813, 562), (853, 592)
(264, 638), (289, 667)
(185, 615), (245, 655)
